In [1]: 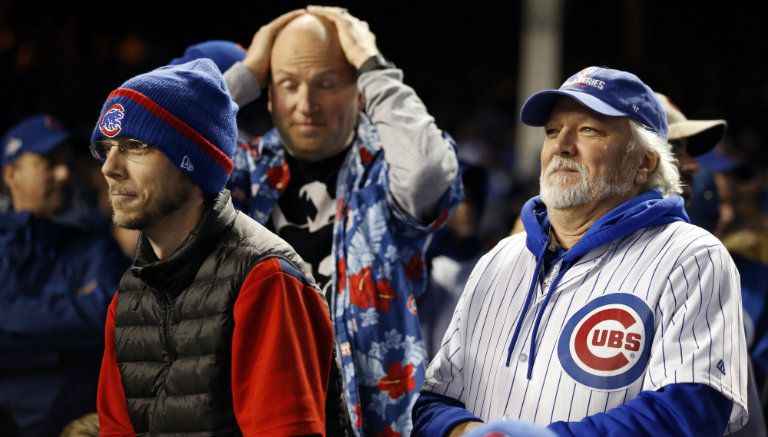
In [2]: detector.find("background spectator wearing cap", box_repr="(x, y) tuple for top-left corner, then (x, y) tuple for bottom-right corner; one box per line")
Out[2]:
(655, 92), (734, 236)
(654, 92), (726, 202)
(0, 114), (129, 437)
(1, 114), (74, 216)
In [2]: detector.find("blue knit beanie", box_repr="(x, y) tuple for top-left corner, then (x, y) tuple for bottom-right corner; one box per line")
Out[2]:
(91, 59), (238, 196)
(170, 40), (246, 73)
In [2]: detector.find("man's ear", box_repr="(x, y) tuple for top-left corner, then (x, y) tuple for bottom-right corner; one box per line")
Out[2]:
(2, 164), (15, 190)
(267, 85), (273, 114)
(635, 150), (659, 186)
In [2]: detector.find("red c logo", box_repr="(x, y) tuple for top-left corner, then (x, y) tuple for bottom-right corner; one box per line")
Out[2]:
(573, 308), (638, 371)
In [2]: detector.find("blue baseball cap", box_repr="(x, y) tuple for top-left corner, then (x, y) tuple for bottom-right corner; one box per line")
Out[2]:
(1, 114), (72, 167)
(520, 66), (668, 140)
(170, 40), (246, 73)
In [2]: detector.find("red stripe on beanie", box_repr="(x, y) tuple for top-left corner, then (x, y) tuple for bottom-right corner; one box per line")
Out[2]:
(108, 88), (233, 173)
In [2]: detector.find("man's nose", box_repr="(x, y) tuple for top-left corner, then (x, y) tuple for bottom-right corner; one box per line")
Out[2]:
(553, 128), (577, 156)
(297, 85), (319, 115)
(101, 146), (125, 179)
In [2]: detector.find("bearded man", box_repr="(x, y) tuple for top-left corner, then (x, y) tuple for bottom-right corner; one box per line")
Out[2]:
(412, 67), (748, 437)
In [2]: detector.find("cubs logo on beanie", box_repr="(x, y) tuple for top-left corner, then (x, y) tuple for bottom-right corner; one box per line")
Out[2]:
(91, 58), (238, 196)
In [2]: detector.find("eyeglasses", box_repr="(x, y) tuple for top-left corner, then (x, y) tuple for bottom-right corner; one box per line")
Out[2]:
(90, 138), (152, 162)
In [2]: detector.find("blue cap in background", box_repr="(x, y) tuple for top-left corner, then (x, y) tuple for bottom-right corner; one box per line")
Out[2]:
(169, 40), (246, 73)
(1, 114), (72, 167)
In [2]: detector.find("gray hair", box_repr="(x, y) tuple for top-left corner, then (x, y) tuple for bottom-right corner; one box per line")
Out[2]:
(627, 121), (682, 197)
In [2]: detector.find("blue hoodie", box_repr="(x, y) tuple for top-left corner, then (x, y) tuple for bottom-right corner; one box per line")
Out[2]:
(0, 211), (129, 437)
(413, 191), (734, 437)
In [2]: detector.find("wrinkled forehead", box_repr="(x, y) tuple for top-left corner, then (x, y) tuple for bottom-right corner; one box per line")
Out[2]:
(270, 13), (350, 75)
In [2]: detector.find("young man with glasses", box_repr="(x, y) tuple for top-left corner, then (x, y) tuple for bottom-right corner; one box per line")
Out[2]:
(91, 59), (334, 436)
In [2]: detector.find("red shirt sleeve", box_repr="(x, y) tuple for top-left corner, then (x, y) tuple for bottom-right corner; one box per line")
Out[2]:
(96, 292), (135, 436)
(231, 258), (333, 436)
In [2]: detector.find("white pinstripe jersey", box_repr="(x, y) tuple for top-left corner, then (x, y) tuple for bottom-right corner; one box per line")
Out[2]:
(423, 221), (748, 433)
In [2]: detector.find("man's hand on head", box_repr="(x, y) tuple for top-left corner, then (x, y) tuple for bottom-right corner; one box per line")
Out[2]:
(307, 5), (380, 69)
(243, 8), (305, 87)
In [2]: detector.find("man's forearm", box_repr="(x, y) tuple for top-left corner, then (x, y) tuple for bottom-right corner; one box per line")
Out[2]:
(412, 392), (483, 437)
(359, 69), (459, 222)
(223, 62), (263, 108)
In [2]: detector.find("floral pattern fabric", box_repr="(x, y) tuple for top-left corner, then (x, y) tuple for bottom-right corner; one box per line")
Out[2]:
(228, 114), (463, 436)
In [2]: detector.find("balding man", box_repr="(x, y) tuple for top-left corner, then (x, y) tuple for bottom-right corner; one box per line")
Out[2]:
(224, 7), (462, 436)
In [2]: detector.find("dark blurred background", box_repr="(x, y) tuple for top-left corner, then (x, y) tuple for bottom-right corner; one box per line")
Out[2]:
(1, 0), (766, 242)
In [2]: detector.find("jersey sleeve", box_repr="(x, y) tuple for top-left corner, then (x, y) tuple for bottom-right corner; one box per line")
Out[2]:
(420, 242), (501, 402)
(643, 244), (748, 432)
(97, 293), (136, 437)
(421, 280), (469, 402)
(231, 257), (333, 436)
(420, 238), (511, 402)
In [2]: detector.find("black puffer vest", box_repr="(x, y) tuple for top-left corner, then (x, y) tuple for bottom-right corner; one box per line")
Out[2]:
(113, 191), (317, 436)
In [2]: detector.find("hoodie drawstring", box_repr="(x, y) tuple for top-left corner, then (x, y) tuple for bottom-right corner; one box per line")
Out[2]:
(526, 262), (569, 379)
(505, 244), (546, 367)
(505, 243), (573, 380)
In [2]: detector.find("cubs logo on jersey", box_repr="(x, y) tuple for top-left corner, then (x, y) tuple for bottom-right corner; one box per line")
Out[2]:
(98, 103), (125, 137)
(558, 293), (654, 390)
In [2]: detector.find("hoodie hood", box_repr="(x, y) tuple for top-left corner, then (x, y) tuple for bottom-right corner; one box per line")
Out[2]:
(522, 190), (689, 262)
(508, 190), (688, 378)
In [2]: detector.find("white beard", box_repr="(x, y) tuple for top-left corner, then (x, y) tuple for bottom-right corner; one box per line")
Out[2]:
(540, 155), (635, 209)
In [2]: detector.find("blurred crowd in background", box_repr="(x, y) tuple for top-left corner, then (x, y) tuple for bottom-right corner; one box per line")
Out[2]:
(2, 0), (768, 247)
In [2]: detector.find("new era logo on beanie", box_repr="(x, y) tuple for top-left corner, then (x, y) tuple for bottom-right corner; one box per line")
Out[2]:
(91, 59), (238, 196)
(520, 66), (668, 140)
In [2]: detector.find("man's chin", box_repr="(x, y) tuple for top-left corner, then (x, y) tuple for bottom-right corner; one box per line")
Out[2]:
(284, 138), (340, 161)
(112, 211), (144, 230)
